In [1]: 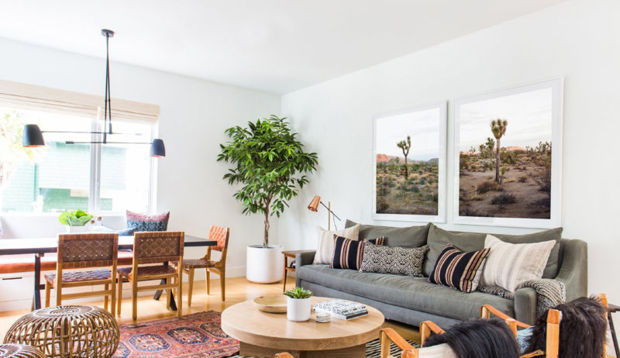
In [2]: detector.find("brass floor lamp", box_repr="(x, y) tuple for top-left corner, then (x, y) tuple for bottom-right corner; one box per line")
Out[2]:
(307, 195), (341, 230)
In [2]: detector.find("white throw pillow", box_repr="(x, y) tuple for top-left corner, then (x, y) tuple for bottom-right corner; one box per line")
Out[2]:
(313, 224), (360, 264)
(481, 234), (556, 292)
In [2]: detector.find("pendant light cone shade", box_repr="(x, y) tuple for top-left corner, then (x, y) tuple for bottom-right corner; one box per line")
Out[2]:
(23, 124), (45, 147)
(308, 195), (321, 212)
(150, 138), (166, 157)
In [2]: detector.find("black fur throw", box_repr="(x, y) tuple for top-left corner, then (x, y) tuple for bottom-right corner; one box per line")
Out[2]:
(424, 318), (520, 358)
(527, 296), (607, 358)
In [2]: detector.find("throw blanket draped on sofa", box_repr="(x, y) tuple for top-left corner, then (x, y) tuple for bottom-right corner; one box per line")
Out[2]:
(480, 279), (566, 319)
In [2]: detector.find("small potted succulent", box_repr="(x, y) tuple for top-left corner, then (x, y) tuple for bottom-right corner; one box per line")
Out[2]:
(58, 209), (93, 233)
(284, 287), (313, 321)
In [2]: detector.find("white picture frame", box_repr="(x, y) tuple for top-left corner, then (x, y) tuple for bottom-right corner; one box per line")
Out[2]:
(452, 79), (563, 228)
(372, 102), (447, 223)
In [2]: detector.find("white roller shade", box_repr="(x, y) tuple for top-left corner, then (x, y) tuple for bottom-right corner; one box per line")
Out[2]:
(0, 80), (160, 122)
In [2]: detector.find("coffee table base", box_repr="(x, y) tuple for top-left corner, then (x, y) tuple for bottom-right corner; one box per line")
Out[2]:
(240, 342), (366, 358)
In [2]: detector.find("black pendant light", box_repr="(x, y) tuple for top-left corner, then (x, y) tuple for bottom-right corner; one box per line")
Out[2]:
(23, 124), (45, 147)
(22, 29), (166, 158)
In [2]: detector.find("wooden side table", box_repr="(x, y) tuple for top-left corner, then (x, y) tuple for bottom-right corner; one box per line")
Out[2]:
(282, 250), (315, 292)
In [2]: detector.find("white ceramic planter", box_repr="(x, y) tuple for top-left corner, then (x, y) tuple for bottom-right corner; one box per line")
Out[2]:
(246, 245), (284, 283)
(286, 297), (311, 321)
(66, 225), (90, 233)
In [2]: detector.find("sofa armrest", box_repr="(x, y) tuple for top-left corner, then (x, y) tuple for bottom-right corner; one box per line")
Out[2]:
(555, 239), (588, 301)
(296, 251), (316, 268)
(514, 287), (537, 325)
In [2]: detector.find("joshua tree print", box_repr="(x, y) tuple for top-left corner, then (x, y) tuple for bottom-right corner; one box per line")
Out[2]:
(396, 135), (411, 178)
(491, 119), (507, 183)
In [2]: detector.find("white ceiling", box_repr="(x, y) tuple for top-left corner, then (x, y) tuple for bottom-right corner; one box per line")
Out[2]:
(0, 0), (568, 94)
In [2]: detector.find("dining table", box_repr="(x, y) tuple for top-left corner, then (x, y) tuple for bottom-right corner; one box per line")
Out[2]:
(0, 234), (216, 310)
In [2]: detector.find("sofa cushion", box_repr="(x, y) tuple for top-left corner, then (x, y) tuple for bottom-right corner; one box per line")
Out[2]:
(297, 265), (514, 321)
(127, 210), (170, 232)
(361, 244), (428, 277)
(423, 224), (563, 278)
(428, 245), (490, 293)
(314, 224), (360, 264)
(345, 220), (430, 248)
(331, 236), (383, 270)
(481, 235), (556, 292)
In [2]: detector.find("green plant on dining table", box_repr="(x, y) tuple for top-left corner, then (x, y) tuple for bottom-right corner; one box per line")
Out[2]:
(284, 287), (313, 299)
(58, 209), (93, 226)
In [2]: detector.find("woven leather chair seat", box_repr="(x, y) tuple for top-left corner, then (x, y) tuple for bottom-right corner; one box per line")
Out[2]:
(117, 265), (177, 278)
(44, 269), (111, 284)
(182, 258), (217, 268)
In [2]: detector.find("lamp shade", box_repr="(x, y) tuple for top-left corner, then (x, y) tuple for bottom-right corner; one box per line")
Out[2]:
(307, 195), (321, 212)
(150, 138), (166, 157)
(23, 124), (45, 147)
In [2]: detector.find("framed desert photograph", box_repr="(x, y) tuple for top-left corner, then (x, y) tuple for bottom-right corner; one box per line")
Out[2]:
(373, 102), (447, 222)
(453, 79), (563, 228)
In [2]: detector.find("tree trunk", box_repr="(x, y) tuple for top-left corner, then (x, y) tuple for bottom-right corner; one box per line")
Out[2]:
(404, 155), (408, 178)
(495, 138), (501, 183)
(263, 199), (271, 247)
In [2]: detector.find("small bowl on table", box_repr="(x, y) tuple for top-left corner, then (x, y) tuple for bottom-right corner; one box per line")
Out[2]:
(253, 295), (287, 313)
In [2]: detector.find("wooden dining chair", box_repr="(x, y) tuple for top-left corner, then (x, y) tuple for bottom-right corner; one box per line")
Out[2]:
(44, 233), (118, 315)
(117, 231), (184, 321)
(180, 226), (229, 304)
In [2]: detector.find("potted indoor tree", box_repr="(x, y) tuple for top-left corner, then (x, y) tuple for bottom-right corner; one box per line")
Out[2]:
(218, 115), (318, 283)
(284, 287), (313, 321)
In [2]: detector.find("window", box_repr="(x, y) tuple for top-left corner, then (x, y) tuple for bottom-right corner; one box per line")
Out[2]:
(0, 106), (155, 214)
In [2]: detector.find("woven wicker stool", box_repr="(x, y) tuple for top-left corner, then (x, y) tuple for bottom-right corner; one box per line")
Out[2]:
(4, 305), (119, 358)
(0, 344), (45, 358)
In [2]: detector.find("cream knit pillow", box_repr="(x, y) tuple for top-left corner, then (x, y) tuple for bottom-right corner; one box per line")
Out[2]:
(313, 224), (360, 264)
(481, 234), (556, 292)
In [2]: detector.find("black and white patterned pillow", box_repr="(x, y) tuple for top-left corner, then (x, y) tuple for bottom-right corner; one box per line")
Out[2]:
(360, 244), (429, 277)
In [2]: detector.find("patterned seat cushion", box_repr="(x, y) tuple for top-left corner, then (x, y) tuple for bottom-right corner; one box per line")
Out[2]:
(126, 210), (170, 232)
(117, 265), (177, 278)
(182, 258), (217, 268)
(45, 269), (111, 284)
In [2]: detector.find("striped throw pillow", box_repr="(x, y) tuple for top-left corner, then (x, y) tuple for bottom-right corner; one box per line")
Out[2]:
(331, 235), (385, 270)
(428, 245), (490, 293)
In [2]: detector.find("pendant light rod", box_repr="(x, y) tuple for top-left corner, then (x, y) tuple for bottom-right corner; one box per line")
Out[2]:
(102, 29), (114, 143)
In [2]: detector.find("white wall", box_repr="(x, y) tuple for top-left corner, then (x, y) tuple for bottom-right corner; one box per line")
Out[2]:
(279, 0), (620, 301)
(0, 37), (280, 298)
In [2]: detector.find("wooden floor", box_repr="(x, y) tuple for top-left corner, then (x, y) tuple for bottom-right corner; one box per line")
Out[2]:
(0, 276), (420, 342)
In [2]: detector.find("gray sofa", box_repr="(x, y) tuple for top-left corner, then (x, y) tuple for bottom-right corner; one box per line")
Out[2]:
(296, 222), (587, 328)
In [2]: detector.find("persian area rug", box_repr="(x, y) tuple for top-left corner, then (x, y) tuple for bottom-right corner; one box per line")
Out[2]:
(113, 311), (240, 358)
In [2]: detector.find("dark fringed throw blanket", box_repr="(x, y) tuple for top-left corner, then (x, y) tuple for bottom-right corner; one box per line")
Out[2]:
(480, 279), (566, 318)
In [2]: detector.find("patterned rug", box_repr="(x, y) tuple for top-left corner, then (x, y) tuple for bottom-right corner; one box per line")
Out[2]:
(229, 337), (418, 358)
(113, 311), (417, 358)
(113, 311), (239, 358)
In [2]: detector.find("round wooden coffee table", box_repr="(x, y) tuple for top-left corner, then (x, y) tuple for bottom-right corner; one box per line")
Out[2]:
(221, 296), (384, 358)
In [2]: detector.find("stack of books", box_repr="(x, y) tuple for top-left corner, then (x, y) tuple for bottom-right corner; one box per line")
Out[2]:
(313, 299), (368, 320)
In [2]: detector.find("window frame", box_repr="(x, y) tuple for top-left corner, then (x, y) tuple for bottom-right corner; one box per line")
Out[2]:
(1, 106), (158, 216)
